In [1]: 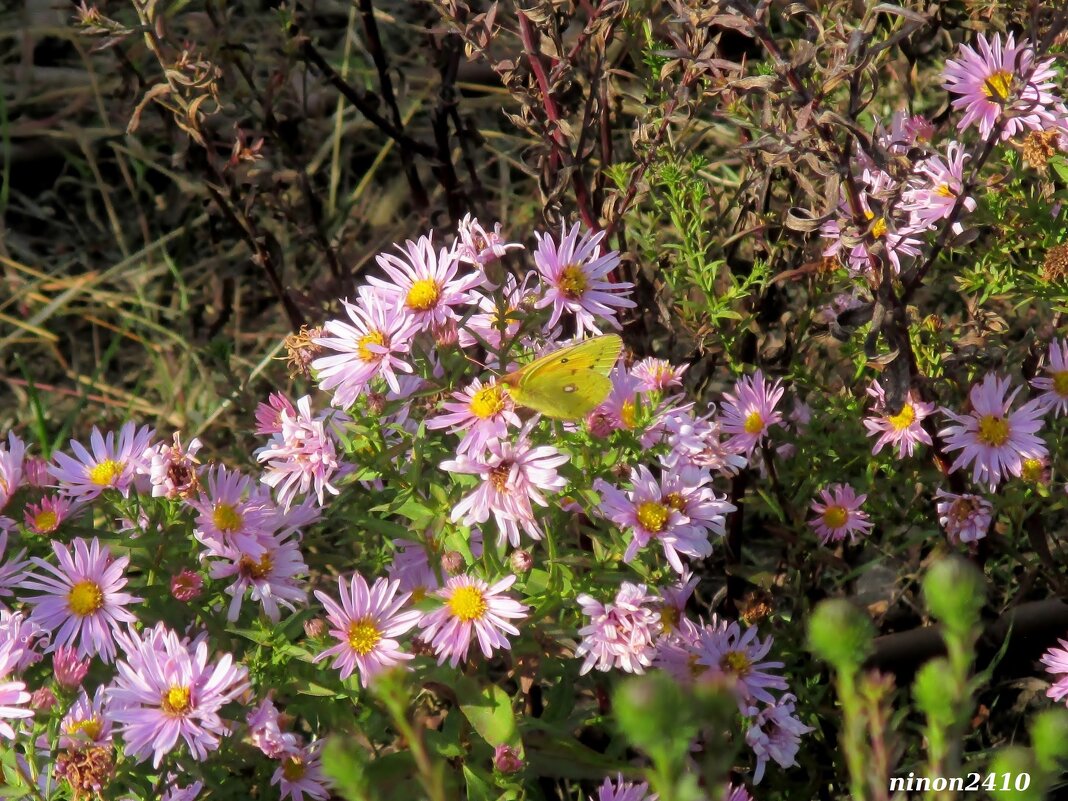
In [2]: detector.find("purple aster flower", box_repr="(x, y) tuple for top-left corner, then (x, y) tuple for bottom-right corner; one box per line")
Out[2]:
(207, 529), (308, 623)
(60, 686), (112, 749)
(575, 582), (661, 675)
(312, 287), (418, 405)
(723, 784), (753, 801)
(902, 141), (976, 230)
(745, 694), (813, 784)
(367, 232), (480, 330)
(272, 740), (330, 801)
(162, 781), (205, 801)
(416, 574), (528, 668)
(943, 33), (1063, 141)
(106, 622), (250, 767)
(939, 372), (1048, 490)
(256, 392), (297, 436)
(720, 370), (786, 457)
(387, 538), (441, 601)
(0, 638), (32, 740)
(596, 465), (715, 574)
(0, 432), (26, 512)
(256, 395), (346, 509)
(820, 188), (925, 275)
(585, 359), (644, 437)
(808, 484), (873, 545)
(935, 490), (993, 545)
(695, 620), (788, 709)
(18, 537), (140, 663)
(48, 423), (154, 500)
(591, 774), (657, 801)
(659, 464), (736, 538)
(441, 434), (568, 547)
(631, 358), (688, 394)
(0, 610), (45, 673)
(863, 380), (935, 458)
(0, 530), (29, 607)
(1031, 338), (1068, 416)
(533, 222), (636, 337)
(313, 573), (422, 687)
(426, 378), (521, 456)
(188, 465), (275, 558)
(248, 696), (299, 758)
(23, 494), (78, 536)
(656, 569), (699, 635)
(658, 406), (749, 475)
(1041, 637), (1068, 704)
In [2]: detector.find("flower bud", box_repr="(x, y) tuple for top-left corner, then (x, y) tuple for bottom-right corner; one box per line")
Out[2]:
(493, 744), (523, 774)
(170, 569), (204, 601)
(510, 550), (533, 573)
(441, 551), (464, 575)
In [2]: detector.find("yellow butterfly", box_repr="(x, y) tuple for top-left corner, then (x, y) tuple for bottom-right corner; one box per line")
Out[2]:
(500, 334), (623, 420)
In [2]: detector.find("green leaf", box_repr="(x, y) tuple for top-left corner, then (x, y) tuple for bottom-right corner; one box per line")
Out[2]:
(464, 765), (496, 801)
(320, 737), (370, 801)
(455, 676), (519, 748)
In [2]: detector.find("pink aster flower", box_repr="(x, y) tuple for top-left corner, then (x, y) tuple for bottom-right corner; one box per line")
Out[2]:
(631, 357), (688, 394)
(657, 569), (700, 635)
(23, 495), (77, 536)
(256, 395), (345, 509)
(0, 640), (32, 740)
(426, 377), (521, 456)
(441, 434), (568, 547)
(902, 141), (976, 230)
(1041, 637), (1068, 704)
(591, 774), (657, 801)
(248, 696), (299, 758)
(0, 432), (26, 512)
(943, 33), (1063, 141)
(147, 432), (203, 500)
(107, 622), (250, 767)
(587, 360), (644, 437)
(53, 646), (90, 690)
(256, 392), (297, 436)
(935, 490), (993, 545)
(313, 573), (422, 686)
(575, 582), (661, 675)
(312, 288), (418, 405)
(49, 423), (155, 500)
(596, 465), (715, 574)
(808, 484), (873, 545)
(416, 574), (528, 668)
(368, 233), (480, 330)
(745, 694), (813, 784)
(695, 620), (788, 709)
(208, 529), (308, 623)
(939, 373), (1048, 490)
(720, 370), (785, 457)
(188, 465), (274, 558)
(1031, 338), (1068, 417)
(0, 530), (29, 606)
(272, 740), (330, 801)
(723, 784), (753, 801)
(863, 381), (935, 458)
(659, 406), (749, 475)
(18, 537), (140, 663)
(59, 686), (112, 749)
(457, 272), (542, 354)
(533, 222), (636, 337)
(820, 192), (925, 275)
(0, 610), (45, 673)
(162, 781), (205, 801)
(456, 214), (523, 271)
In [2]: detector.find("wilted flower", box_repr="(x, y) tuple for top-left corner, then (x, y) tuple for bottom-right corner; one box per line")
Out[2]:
(575, 583), (661, 675)
(147, 432), (203, 499)
(935, 490), (993, 545)
(745, 694), (814, 784)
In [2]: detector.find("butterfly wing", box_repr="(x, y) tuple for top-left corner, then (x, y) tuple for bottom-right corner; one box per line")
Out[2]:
(502, 335), (623, 420)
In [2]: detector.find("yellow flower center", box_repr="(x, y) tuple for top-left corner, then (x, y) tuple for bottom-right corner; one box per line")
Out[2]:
(88, 459), (123, 487)
(1052, 371), (1068, 397)
(663, 492), (686, 512)
(887, 403), (915, 431)
(282, 756), (306, 782)
(936, 184), (955, 198)
(346, 617), (382, 655)
(32, 509), (59, 533)
(238, 552), (273, 580)
(558, 265), (588, 299)
(448, 585), (488, 622)
(636, 501), (669, 533)
(161, 686), (192, 716)
(822, 506), (848, 529)
(489, 463), (512, 493)
(719, 650), (752, 676)
(357, 330), (386, 363)
(982, 70), (1013, 102)
(68, 580), (104, 617)
(976, 415), (1010, 447)
(67, 718), (103, 740)
(660, 606), (679, 633)
(1022, 458), (1045, 483)
(406, 278), (441, 312)
(743, 411), (765, 435)
(212, 502), (243, 533)
(469, 385), (506, 419)
(620, 399), (637, 429)
(870, 217), (888, 239)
